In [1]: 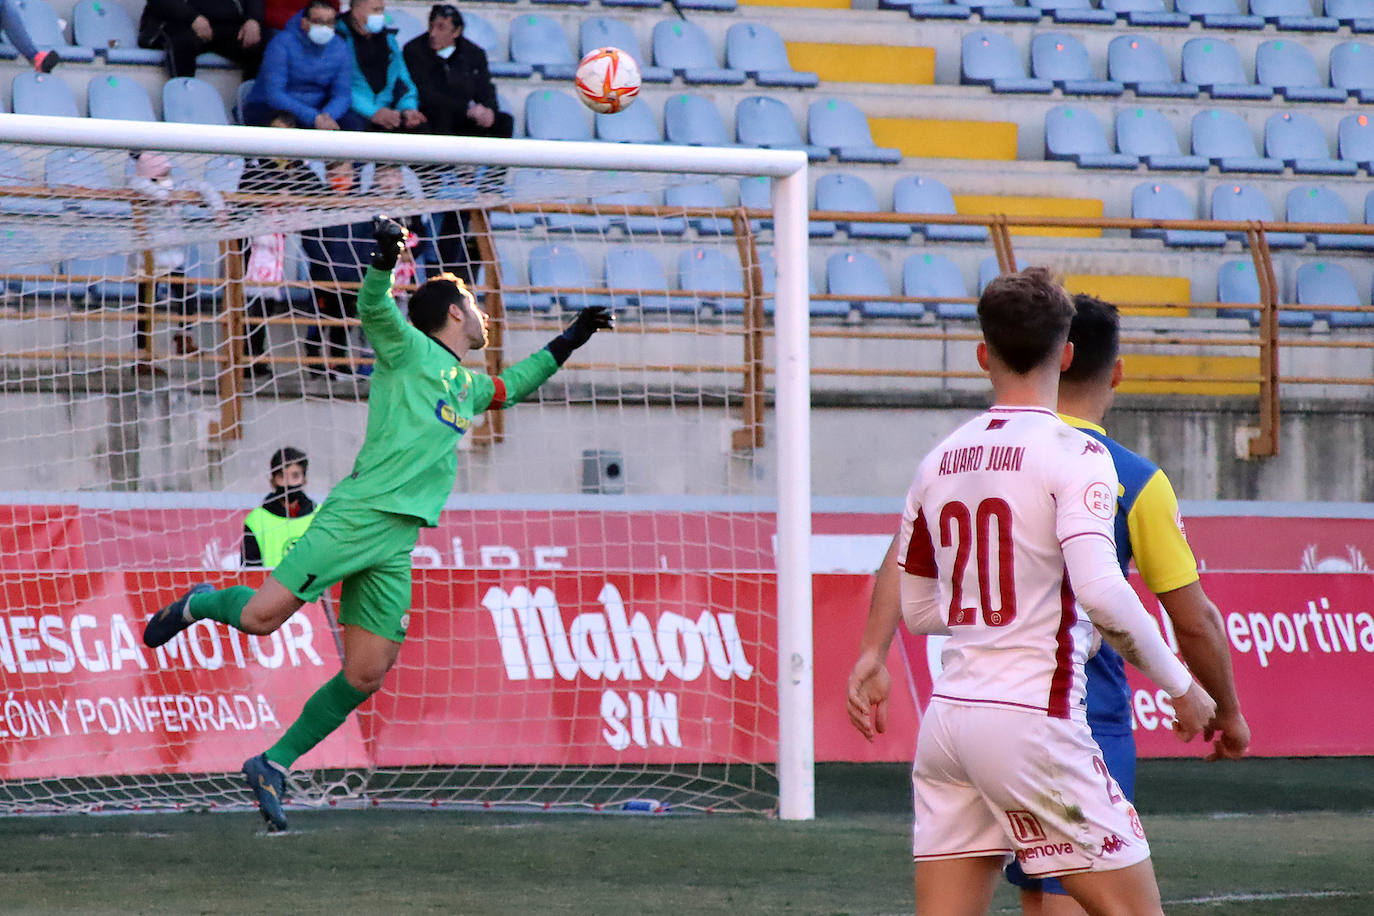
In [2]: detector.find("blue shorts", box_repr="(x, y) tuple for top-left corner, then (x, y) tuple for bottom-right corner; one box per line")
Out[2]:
(1004, 731), (1137, 896)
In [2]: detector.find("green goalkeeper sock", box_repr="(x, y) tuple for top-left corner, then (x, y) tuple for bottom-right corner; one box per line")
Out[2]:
(264, 672), (370, 769)
(186, 586), (254, 629)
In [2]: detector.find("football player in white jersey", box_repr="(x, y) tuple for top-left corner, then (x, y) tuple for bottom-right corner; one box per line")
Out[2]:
(848, 269), (1215, 916)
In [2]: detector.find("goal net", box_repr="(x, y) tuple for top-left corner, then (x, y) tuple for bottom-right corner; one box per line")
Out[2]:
(0, 115), (813, 819)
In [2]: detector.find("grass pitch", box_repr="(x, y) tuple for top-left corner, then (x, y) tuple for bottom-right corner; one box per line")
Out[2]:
(1, 759), (1370, 915)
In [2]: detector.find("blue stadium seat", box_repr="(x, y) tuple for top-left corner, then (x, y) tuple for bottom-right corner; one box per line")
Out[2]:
(1181, 38), (1273, 99)
(665, 181), (733, 234)
(487, 170), (547, 230)
(1216, 260), (1262, 323)
(529, 243), (610, 310)
(904, 252), (972, 319)
(978, 254), (1024, 293)
(234, 78), (254, 123)
(828, 250), (907, 318)
(739, 175), (772, 232)
(605, 248), (677, 313)
(597, 189), (687, 236)
(1131, 182), (1227, 247)
(203, 155), (244, 193)
(1250, 0), (1339, 31)
(652, 20), (745, 85)
(893, 175), (988, 241)
(1044, 106), (1136, 169)
(1329, 42), (1374, 101)
(1326, 0), (1374, 31)
(726, 23), (817, 88)
(1107, 35), (1198, 98)
(1103, 0), (1191, 26)
(1192, 109), (1283, 173)
(1286, 185), (1374, 250)
(1265, 111), (1357, 175)
(1297, 262), (1370, 328)
(0, 145), (61, 214)
(907, 1), (976, 21)
(68, 251), (139, 306)
(163, 77), (227, 125)
(735, 96), (827, 161)
(509, 14), (577, 79)
(464, 13), (532, 78)
(382, 8), (424, 45)
(1211, 183), (1304, 248)
(73, 0), (162, 63)
(753, 247), (818, 313)
(1117, 108), (1209, 171)
(596, 102), (660, 143)
(525, 89), (591, 141)
(964, 0), (1036, 23)
(9, 0), (95, 62)
(87, 74), (154, 121)
(961, 30), (1053, 93)
(581, 18), (670, 82)
(1176, 0), (1264, 28)
(486, 243), (544, 312)
(1030, 32), (1123, 96)
(816, 173), (911, 240)
(1029, 0), (1116, 25)
(1256, 39), (1347, 102)
(808, 99), (901, 164)
(45, 148), (132, 217)
(1337, 113), (1374, 171)
(12, 72), (76, 116)
(678, 0), (737, 11)
(664, 93), (732, 146)
(679, 247), (744, 313)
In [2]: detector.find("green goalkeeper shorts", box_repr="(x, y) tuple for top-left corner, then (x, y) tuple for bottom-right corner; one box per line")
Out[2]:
(272, 497), (421, 643)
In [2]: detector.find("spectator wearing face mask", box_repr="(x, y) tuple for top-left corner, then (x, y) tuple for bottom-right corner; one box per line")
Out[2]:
(242, 446), (318, 568)
(242, 0), (358, 129)
(402, 4), (511, 140)
(337, 0), (426, 132)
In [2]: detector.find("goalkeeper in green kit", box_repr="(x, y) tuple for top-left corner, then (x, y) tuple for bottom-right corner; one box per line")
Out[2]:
(142, 216), (613, 832)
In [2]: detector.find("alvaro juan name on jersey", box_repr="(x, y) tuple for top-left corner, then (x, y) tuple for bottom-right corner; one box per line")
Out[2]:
(899, 406), (1122, 720)
(327, 268), (558, 527)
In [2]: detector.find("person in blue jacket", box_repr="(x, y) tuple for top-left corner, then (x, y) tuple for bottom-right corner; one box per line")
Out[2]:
(336, 0), (426, 132)
(242, 0), (358, 130)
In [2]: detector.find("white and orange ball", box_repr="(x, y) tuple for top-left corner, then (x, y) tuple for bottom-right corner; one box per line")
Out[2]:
(575, 47), (641, 114)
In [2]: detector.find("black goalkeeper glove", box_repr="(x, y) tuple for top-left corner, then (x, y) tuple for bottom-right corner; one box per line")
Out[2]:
(546, 306), (614, 366)
(370, 215), (408, 271)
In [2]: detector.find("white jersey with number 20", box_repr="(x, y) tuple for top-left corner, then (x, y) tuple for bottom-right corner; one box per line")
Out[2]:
(898, 406), (1120, 720)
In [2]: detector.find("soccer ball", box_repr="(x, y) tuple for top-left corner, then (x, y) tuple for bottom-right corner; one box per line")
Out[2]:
(575, 47), (641, 114)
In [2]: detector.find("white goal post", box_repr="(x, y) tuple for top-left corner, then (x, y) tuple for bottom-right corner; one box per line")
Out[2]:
(0, 114), (814, 820)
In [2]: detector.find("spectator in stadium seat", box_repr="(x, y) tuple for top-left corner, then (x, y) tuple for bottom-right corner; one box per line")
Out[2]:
(0, 0), (60, 71)
(402, 5), (512, 140)
(138, 0), (266, 79)
(242, 447), (318, 568)
(242, 1), (356, 129)
(262, 0), (336, 40)
(337, 0), (426, 133)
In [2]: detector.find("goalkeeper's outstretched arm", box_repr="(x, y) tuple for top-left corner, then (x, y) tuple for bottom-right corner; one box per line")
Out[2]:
(479, 306), (616, 410)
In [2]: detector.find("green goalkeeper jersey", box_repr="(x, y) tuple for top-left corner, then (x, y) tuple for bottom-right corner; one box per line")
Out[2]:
(327, 266), (558, 526)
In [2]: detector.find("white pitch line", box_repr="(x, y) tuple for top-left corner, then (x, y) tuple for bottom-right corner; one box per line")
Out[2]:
(987, 889), (1365, 913)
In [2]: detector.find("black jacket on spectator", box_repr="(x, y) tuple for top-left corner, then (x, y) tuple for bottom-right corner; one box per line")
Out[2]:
(138, 0), (265, 77)
(402, 35), (502, 136)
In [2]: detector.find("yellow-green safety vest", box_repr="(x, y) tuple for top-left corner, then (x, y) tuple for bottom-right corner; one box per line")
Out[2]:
(244, 506), (317, 567)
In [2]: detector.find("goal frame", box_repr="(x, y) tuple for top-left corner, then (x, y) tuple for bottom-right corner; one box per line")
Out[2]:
(0, 114), (816, 820)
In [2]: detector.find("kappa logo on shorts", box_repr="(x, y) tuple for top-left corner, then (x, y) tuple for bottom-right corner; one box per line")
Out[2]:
(1006, 810), (1047, 844)
(1127, 806), (1146, 840)
(1101, 834), (1126, 856)
(400, 613), (410, 632)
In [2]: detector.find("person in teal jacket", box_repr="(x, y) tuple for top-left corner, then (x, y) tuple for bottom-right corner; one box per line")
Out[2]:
(335, 0), (426, 132)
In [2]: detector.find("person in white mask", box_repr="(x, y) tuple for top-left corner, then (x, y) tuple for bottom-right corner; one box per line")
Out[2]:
(243, 0), (356, 130)
(402, 4), (513, 140)
(339, 0), (427, 132)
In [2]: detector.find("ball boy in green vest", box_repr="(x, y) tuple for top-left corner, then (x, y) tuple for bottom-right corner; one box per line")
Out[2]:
(242, 446), (319, 568)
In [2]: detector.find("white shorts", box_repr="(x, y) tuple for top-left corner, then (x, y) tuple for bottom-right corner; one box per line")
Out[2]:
(911, 699), (1151, 879)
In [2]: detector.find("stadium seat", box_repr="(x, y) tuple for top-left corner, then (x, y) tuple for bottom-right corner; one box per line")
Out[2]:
(486, 169), (546, 230)
(963, 0), (1035, 23)
(739, 175), (772, 232)
(45, 148), (132, 217)
(525, 89), (591, 141)
(1211, 184), (1304, 248)
(598, 189), (687, 236)
(68, 251), (138, 306)
(1131, 182), (1227, 247)
(679, 247), (744, 313)
(827, 250), (906, 318)
(1102, 0), (1191, 26)
(1286, 185), (1374, 250)
(816, 173), (911, 240)
(581, 18), (670, 82)
(665, 181), (733, 234)
(509, 14), (578, 79)
(1192, 109), (1283, 173)
(203, 155), (244, 193)
(1029, 32), (1123, 96)
(1107, 35), (1198, 98)
(907, 1), (977, 21)
(234, 79), (254, 123)
(904, 252), (972, 319)
(652, 20), (745, 85)
(1029, 0), (1116, 26)
(1255, 40), (1347, 102)
(978, 254), (1024, 293)
(677, 0), (737, 12)
(605, 248), (677, 313)
(162, 77), (228, 125)
(1180, 38), (1273, 99)
(1216, 259), (1262, 323)
(1249, 0), (1339, 31)
(735, 96), (827, 161)
(808, 99), (901, 164)
(12, 72), (76, 117)
(961, 30), (1053, 93)
(596, 103), (661, 143)
(464, 13), (531, 78)
(0, 145), (62, 214)
(73, 0), (162, 64)
(664, 93), (733, 146)
(1044, 106), (1137, 169)
(1297, 262), (1371, 328)
(485, 243), (541, 312)
(382, 8), (424, 45)
(87, 74), (155, 121)
(1117, 108), (1209, 171)
(1329, 42), (1374, 101)
(528, 243), (610, 310)
(725, 23), (817, 88)
(1265, 111), (1357, 175)
(892, 175), (988, 241)
(9, 0), (95, 62)
(1337, 113), (1374, 171)
(1326, 0), (1374, 31)
(1176, 0), (1264, 29)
